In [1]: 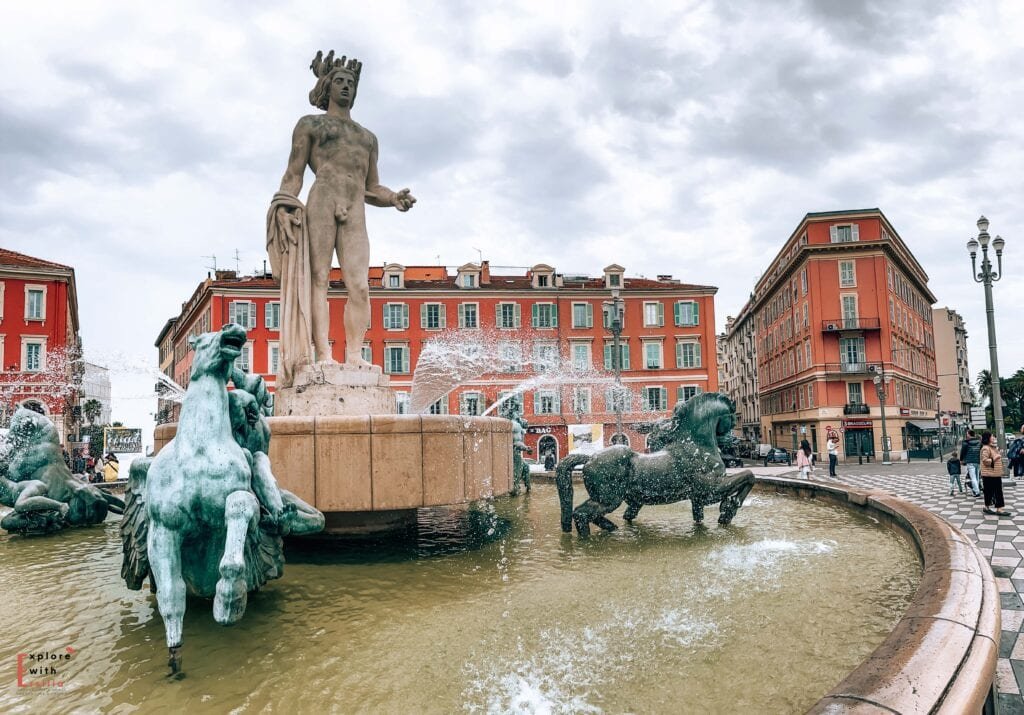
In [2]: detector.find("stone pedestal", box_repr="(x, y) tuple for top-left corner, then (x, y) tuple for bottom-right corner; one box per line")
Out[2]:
(274, 362), (394, 417)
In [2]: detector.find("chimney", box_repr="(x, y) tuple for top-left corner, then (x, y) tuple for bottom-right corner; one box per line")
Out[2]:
(481, 260), (491, 284)
(214, 269), (237, 280)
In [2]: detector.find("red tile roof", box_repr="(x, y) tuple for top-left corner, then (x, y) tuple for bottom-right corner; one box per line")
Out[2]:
(0, 247), (73, 271)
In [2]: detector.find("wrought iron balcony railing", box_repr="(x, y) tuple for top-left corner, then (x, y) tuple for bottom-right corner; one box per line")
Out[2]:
(821, 317), (881, 332)
(843, 403), (870, 415)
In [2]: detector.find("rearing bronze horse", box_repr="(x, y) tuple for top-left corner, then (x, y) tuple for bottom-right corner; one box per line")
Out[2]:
(557, 393), (755, 536)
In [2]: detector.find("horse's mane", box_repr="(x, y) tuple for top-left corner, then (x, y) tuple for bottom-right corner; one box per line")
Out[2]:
(676, 393), (735, 433)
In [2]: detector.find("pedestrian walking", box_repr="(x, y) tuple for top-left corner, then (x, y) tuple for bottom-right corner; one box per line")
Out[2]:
(946, 455), (964, 496)
(797, 439), (814, 479)
(826, 431), (839, 477)
(959, 430), (983, 497)
(980, 431), (1011, 516)
(1008, 425), (1024, 478)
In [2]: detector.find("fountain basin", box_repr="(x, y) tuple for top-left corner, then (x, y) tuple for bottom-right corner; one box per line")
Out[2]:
(154, 415), (513, 533)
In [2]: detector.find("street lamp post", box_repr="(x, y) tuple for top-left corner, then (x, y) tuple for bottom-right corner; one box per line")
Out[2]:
(966, 215), (1008, 456)
(873, 368), (892, 465)
(605, 289), (626, 443)
(936, 389), (943, 462)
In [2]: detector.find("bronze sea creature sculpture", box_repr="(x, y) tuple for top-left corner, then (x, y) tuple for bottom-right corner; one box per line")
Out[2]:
(510, 411), (532, 496)
(0, 407), (124, 535)
(119, 323), (324, 675)
(556, 392), (755, 536)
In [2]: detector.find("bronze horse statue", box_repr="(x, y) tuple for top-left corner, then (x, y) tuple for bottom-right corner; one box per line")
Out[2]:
(557, 393), (755, 536)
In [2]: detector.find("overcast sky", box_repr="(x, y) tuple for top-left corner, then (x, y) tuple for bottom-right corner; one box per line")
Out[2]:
(2, 0), (1023, 440)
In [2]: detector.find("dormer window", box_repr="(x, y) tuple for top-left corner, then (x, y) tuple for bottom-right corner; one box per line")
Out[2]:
(531, 264), (555, 289)
(603, 264), (625, 290)
(382, 263), (405, 289)
(456, 262), (481, 290)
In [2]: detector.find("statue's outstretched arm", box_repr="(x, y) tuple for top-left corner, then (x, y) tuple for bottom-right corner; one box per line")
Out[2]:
(364, 134), (415, 210)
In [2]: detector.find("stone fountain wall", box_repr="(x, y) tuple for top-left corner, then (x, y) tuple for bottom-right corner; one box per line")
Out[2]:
(154, 414), (512, 514)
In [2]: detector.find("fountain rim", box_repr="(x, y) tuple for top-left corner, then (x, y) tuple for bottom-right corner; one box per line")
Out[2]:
(755, 476), (998, 714)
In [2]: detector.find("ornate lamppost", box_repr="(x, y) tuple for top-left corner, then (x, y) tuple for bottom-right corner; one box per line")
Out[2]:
(966, 216), (1008, 455)
(605, 288), (626, 443)
(872, 367), (892, 465)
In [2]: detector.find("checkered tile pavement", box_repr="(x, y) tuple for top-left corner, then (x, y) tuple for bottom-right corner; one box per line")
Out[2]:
(752, 459), (1024, 713)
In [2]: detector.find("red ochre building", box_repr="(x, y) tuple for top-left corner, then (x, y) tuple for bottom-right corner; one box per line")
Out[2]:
(751, 209), (938, 460)
(158, 262), (718, 461)
(0, 248), (81, 442)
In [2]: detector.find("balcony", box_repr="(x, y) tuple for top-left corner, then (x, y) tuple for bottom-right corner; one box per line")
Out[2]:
(821, 317), (881, 332)
(843, 403), (870, 415)
(824, 362), (879, 375)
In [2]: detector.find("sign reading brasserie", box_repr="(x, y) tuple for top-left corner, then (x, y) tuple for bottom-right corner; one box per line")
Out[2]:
(103, 427), (143, 454)
(842, 419), (872, 429)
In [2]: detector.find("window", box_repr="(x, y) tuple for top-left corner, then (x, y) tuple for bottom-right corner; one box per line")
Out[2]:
(572, 387), (591, 414)
(499, 342), (522, 372)
(839, 261), (856, 288)
(532, 342), (558, 371)
(498, 392), (523, 418)
(229, 301), (256, 329)
(605, 385), (632, 412)
(360, 344), (372, 364)
(642, 386), (668, 411)
(395, 392), (410, 414)
(458, 303), (478, 329)
(805, 340), (812, 366)
(497, 302), (521, 329)
(531, 303), (558, 328)
(383, 303), (409, 330)
(420, 303), (446, 330)
(535, 390), (559, 415)
(461, 392), (482, 416)
(674, 301), (699, 326)
(572, 303), (593, 328)
(269, 343), (280, 374)
(677, 385), (699, 403)
(428, 398), (449, 415)
(840, 337), (865, 367)
(643, 302), (664, 327)
(603, 343), (630, 370)
(24, 341), (44, 372)
(841, 295), (858, 327)
(800, 269), (808, 295)
(26, 288), (45, 320)
(609, 273), (621, 287)
(808, 383), (814, 407)
(830, 224), (859, 242)
(384, 345), (410, 374)
(643, 341), (663, 369)
(676, 340), (701, 368)
(461, 273), (476, 288)
(537, 274), (549, 288)
(388, 274), (401, 288)
(802, 303), (808, 330)
(264, 302), (281, 330)
(572, 343), (591, 370)
(234, 344), (251, 373)
(847, 382), (863, 404)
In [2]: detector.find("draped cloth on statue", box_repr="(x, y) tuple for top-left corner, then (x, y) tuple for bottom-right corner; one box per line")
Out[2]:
(265, 191), (312, 389)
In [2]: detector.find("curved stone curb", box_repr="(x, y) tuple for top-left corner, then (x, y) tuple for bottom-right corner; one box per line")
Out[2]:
(755, 477), (999, 714)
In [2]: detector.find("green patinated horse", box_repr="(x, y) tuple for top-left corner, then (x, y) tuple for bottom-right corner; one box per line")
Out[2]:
(557, 393), (755, 536)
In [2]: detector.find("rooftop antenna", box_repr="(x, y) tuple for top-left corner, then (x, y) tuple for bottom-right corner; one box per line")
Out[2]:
(472, 246), (483, 265)
(202, 254), (217, 272)
(233, 249), (242, 273)
(436, 254), (441, 265)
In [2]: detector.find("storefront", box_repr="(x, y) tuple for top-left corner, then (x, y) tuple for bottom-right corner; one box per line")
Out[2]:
(842, 419), (875, 461)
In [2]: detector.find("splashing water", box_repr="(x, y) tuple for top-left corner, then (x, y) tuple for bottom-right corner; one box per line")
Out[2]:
(83, 349), (186, 403)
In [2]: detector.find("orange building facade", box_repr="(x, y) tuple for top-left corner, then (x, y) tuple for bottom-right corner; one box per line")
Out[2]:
(160, 262), (718, 460)
(753, 209), (938, 460)
(0, 248), (81, 442)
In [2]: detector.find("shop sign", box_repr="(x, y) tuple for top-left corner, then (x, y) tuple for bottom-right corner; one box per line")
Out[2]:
(842, 419), (872, 429)
(527, 426), (553, 434)
(899, 408), (911, 416)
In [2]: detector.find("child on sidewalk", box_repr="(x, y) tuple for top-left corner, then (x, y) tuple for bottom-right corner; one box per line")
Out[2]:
(947, 455), (964, 496)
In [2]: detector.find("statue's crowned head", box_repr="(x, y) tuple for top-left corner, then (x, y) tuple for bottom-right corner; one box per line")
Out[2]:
(309, 50), (362, 111)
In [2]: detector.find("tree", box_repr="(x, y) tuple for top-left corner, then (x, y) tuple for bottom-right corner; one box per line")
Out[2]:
(977, 370), (992, 406)
(83, 398), (102, 426)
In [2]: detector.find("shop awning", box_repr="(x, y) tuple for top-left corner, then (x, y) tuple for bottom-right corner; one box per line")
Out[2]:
(907, 420), (940, 430)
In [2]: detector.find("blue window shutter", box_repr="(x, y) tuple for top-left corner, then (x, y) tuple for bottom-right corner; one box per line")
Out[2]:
(656, 302), (664, 326)
(551, 304), (558, 327)
(440, 305), (447, 329)
(514, 303), (521, 328)
(531, 303), (539, 328)
(586, 303), (593, 327)
(420, 303), (428, 328)
(693, 302), (699, 325)
(402, 304), (410, 329)
(383, 305), (391, 329)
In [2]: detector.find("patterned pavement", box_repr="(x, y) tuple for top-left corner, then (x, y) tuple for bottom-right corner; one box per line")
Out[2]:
(750, 458), (1023, 713)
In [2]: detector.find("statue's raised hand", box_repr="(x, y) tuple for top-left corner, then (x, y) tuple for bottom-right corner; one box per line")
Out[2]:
(393, 188), (416, 212)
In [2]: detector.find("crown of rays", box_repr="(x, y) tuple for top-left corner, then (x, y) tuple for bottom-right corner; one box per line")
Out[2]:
(310, 50), (362, 83)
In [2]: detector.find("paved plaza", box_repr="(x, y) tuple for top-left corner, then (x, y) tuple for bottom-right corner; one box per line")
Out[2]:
(750, 458), (1023, 713)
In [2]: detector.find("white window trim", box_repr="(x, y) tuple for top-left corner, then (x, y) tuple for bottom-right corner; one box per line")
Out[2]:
(383, 270), (405, 289)
(264, 301), (281, 330)
(458, 302), (480, 329)
(534, 389), (560, 415)
(675, 338), (702, 369)
(460, 390), (483, 415)
(0, 335), (4, 372)
(571, 341), (592, 370)
(24, 284), (47, 322)
(643, 385), (669, 411)
(0, 281), (5, 321)
(384, 343), (410, 374)
(572, 386), (591, 414)
(571, 301), (594, 329)
(532, 302), (558, 329)
(420, 302), (446, 330)
(642, 340), (663, 370)
(839, 260), (857, 288)
(22, 336), (47, 372)
(384, 302), (409, 331)
(361, 342), (372, 364)
(497, 301), (521, 330)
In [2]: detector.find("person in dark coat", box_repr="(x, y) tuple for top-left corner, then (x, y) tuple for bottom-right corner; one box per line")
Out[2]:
(544, 452), (555, 471)
(959, 430), (982, 497)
